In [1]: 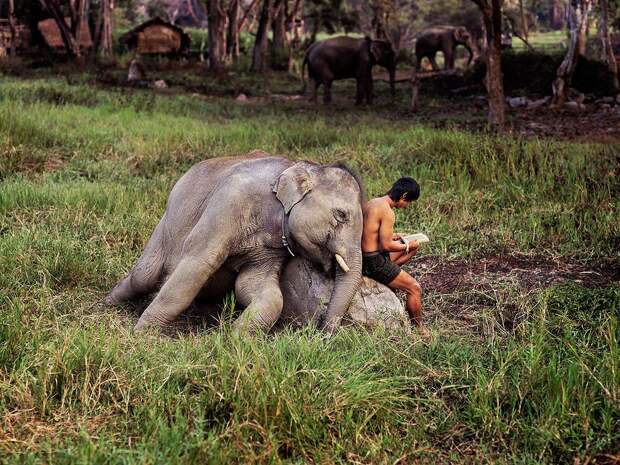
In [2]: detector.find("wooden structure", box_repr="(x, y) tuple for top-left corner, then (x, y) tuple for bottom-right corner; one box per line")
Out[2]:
(119, 18), (191, 55)
(0, 19), (30, 55)
(38, 17), (92, 51)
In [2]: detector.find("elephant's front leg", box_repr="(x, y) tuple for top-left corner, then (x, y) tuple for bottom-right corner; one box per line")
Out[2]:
(355, 79), (365, 105)
(365, 75), (374, 105)
(233, 262), (284, 333)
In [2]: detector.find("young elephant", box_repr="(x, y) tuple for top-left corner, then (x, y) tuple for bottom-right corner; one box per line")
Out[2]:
(105, 151), (364, 334)
(415, 26), (476, 71)
(302, 36), (396, 105)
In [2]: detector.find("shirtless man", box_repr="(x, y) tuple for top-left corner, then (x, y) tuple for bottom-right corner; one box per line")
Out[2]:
(361, 177), (423, 328)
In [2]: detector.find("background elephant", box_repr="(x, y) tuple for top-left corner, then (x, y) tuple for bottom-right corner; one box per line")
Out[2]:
(302, 36), (396, 105)
(105, 151), (364, 334)
(415, 26), (476, 71)
(275, 257), (411, 333)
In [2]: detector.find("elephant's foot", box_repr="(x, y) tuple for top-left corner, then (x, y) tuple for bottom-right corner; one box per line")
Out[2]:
(233, 265), (284, 333)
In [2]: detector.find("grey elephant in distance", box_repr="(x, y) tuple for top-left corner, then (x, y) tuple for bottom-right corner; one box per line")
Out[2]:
(415, 26), (476, 71)
(302, 36), (396, 105)
(105, 151), (364, 334)
(275, 257), (411, 333)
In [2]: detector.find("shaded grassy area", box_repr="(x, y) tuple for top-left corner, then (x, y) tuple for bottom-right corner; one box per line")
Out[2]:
(0, 76), (619, 464)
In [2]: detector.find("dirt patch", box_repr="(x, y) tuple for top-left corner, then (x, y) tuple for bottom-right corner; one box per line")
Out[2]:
(411, 253), (620, 294)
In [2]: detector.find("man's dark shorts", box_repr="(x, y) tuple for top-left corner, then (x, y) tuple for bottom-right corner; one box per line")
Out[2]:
(362, 251), (401, 285)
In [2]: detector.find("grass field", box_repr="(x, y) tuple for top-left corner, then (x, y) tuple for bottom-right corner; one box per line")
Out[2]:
(0, 73), (619, 464)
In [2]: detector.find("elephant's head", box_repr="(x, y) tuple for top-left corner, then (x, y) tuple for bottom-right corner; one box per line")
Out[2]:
(453, 26), (476, 66)
(367, 37), (397, 97)
(273, 162), (364, 331)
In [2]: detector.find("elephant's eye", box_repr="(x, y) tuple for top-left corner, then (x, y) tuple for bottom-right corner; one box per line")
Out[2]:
(333, 208), (348, 224)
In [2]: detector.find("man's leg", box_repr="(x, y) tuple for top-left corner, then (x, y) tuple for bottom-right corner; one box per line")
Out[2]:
(388, 270), (422, 326)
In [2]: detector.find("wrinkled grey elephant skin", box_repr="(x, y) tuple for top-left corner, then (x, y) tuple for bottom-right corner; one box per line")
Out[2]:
(302, 36), (396, 105)
(105, 151), (364, 334)
(415, 26), (476, 71)
(276, 258), (411, 333)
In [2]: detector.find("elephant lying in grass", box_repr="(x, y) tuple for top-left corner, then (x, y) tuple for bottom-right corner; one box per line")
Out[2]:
(106, 151), (365, 333)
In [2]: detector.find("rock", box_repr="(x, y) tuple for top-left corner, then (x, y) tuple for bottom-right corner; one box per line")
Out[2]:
(527, 97), (550, 109)
(507, 96), (528, 108)
(127, 58), (146, 82)
(151, 79), (167, 89)
(568, 88), (586, 103)
(599, 96), (615, 104)
(563, 101), (585, 112)
(347, 277), (409, 331)
(235, 93), (248, 102)
(617, 94), (620, 105)
(599, 104), (612, 111)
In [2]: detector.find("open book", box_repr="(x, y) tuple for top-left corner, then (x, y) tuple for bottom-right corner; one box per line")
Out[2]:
(400, 233), (430, 245)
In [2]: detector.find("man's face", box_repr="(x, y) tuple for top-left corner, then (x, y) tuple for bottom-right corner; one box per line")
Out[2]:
(394, 195), (412, 209)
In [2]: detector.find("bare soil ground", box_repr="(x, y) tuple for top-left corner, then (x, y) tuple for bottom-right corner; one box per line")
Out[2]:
(413, 253), (620, 294)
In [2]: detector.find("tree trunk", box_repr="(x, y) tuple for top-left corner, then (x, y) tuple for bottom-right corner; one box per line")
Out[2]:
(410, 60), (419, 112)
(270, 0), (289, 70)
(519, 0), (528, 40)
(599, 0), (619, 93)
(550, 0), (564, 30)
(207, 0), (227, 71)
(8, 0), (17, 56)
(40, 0), (81, 57)
(552, 0), (591, 105)
(226, 0), (240, 62)
(286, 0), (303, 72)
(251, 0), (272, 72)
(371, 4), (388, 40)
(238, 0), (261, 32)
(95, 0), (113, 56)
(472, 0), (506, 131)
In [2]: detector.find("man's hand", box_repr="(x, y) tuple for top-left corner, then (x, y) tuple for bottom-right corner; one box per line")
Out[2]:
(392, 234), (402, 241)
(408, 240), (420, 256)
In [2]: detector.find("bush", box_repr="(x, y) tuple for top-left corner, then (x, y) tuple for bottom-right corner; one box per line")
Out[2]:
(466, 50), (620, 96)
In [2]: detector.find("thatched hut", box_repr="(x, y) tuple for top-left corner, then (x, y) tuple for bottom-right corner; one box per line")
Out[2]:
(37, 18), (92, 51)
(119, 18), (191, 55)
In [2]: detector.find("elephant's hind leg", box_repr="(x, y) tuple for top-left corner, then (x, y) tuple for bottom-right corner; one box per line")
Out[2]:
(233, 264), (284, 333)
(134, 224), (230, 330)
(105, 220), (165, 305)
(309, 78), (319, 103)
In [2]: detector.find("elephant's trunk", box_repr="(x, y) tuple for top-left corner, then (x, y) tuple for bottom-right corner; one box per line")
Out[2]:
(465, 43), (474, 67)
(319, 247), (362, 333)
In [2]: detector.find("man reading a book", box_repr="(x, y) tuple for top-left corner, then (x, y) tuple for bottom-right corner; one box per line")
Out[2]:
(361, 177), (423, 328)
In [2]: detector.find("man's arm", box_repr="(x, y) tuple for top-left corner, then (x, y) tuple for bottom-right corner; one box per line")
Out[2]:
(378, 209), (408, 252)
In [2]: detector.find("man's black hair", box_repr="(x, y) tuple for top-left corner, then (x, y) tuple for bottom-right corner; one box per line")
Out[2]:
(387, 177), (420, 202)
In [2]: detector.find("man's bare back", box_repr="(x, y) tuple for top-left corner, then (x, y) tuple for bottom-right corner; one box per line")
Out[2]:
(362, 197), (397, 253)
(360, 178), (424, 328)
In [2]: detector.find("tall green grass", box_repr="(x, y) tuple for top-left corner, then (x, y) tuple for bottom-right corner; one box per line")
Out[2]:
(1, 76), (618, 463)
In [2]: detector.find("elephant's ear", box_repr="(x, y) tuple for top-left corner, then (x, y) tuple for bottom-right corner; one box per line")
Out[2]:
(369, 40), (381, 62)
(453, 27), (468, 42)
(273, 163), (314, 214)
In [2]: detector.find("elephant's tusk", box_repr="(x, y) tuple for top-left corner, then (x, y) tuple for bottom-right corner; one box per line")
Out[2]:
(334, 254), (350, 273)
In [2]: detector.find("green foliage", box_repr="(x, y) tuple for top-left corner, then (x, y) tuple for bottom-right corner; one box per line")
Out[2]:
(0, 76), (618, 463)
